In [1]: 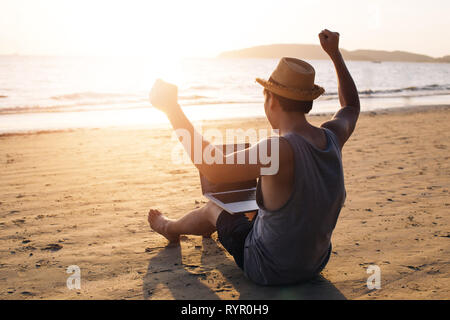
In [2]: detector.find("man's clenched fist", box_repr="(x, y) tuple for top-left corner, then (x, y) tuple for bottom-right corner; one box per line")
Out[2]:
(149, 79), (179, 113)
(319, 29), (340, 58)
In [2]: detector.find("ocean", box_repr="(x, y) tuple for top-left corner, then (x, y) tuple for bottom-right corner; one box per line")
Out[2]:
(0, 56), (449, 133)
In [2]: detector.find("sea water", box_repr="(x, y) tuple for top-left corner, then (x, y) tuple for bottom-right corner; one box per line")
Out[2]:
(0, 56), (449, 133)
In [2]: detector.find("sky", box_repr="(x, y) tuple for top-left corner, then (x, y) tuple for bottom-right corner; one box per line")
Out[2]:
(1, 0), (449, 58)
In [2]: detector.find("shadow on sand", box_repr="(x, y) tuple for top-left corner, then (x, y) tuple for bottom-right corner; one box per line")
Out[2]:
(143, 237), (346, 300)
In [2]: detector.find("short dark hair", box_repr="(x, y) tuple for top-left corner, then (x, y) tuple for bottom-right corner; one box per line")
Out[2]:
(264, 88), (313, 113)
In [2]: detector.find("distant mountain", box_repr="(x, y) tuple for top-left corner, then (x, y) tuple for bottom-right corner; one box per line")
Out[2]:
(218, 44), (449, 63)
(436, 55), (450, 63)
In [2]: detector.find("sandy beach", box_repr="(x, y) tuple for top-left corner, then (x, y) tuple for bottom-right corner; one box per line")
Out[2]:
(0, 105), (449, 300)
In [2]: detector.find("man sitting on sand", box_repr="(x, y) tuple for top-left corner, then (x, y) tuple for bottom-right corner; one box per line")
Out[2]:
(147, 29), (360, 285)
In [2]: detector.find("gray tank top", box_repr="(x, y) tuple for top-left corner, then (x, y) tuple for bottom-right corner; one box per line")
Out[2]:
(243, 127), (346, 285)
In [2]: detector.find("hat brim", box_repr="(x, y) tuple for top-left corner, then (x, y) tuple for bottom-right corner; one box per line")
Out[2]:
(256, 78), (325, 101)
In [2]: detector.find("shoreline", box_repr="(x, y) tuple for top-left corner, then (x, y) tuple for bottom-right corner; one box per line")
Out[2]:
(1, 103), (449, 137)
(0, 105), (449, 299)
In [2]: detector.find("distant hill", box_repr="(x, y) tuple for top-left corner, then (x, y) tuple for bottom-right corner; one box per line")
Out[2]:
(436, 55), (450, 63)
(218, 44), (450, 63)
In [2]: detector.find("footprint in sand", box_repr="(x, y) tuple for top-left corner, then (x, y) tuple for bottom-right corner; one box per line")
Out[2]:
(41, 243), (63, 251)
(13, 219), (25, 225)
(168, 169), (189, 175)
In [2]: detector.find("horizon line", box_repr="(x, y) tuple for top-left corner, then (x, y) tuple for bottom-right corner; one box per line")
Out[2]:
(1, 43), (448, 60)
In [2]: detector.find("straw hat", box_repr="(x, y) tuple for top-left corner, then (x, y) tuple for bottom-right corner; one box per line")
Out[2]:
(256, 57), (324, 101)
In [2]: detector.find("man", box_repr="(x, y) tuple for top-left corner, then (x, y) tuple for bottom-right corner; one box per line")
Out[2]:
(148, 29), (360, 285)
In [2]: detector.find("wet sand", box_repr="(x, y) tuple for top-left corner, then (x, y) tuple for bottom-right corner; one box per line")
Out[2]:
(0, 105), (449, 299)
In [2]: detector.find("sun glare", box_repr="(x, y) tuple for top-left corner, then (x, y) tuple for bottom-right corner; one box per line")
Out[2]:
(2, 0), (450, 58)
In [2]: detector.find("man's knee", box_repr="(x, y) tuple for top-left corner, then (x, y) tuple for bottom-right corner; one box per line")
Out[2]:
(205, 200), (222, 212)
(203, 201), (222, 226)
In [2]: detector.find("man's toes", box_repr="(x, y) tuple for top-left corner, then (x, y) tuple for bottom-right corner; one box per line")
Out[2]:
(149, 209), (161, 216)
(148, 210), (157, 224)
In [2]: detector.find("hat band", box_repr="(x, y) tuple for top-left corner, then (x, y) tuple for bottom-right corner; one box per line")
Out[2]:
(268, 76), (313, 92)
(268, 76), (282, 86)
(269, 76), (317, 93)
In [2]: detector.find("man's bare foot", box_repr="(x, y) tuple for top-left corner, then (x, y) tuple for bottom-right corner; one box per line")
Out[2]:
(148, 209), (180, 244)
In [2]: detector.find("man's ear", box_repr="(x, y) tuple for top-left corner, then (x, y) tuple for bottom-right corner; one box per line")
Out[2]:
(268, 92), (279, 111)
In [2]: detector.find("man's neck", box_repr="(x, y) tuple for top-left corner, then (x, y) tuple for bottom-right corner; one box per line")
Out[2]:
(278, 112), (313, 136)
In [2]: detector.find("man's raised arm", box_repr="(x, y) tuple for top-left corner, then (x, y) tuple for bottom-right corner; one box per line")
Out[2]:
(319, 29), (360, 148)
(149, 79), (283, 184)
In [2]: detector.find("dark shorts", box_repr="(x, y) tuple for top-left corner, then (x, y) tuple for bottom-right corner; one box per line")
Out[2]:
(216, 210), (255, 270)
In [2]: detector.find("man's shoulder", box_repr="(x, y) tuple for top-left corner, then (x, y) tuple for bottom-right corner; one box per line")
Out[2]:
(256, 135), (293, 156)
(320, 106), (360, 149)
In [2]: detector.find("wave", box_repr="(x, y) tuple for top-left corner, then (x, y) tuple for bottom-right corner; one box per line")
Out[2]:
(179, 94), (209, 100)
(0, 99), (261, 115)
(2, 83), (450, 115)
(51, 91), (211, 102)
(182, 99), (260, 106)
(51, 91), (135, 101)
(188, 85), (218, 90)
(0, 97), (148, 115)
(323, 83), (450, 97)
(0, 102), (151, 115)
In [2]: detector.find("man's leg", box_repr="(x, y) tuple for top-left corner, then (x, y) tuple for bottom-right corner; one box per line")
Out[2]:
(147, 201), (223, 243)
